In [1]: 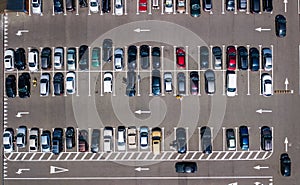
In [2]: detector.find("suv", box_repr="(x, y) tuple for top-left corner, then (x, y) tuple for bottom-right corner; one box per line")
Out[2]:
(41, 47), (52, 70)
(29, 128), (39, 152)
(176, 127), (187, 154)
(128, 45), (137, 71)
(239, 126), (249, 150)
(52, 128), (63, 154)
(40, 73), (50, 96)
(152, 127), (162, 155)
(237, 46), (248, 70)
(41, 130), (51, 152)
(15, 48), (26, 70)
(78, 130), (88, 152)
(226, 128), (236, 150)
(152, 47), (161, 69)
(249, 47), (259, 71)
(18, 73), (31, 98)
(17, 126), (27, 148)
(92, 47), (100, 67)
(3, 128), (14, 152)
(152, 70), (161, 96)
(262, 48), (272, 71)
(91, 129), (100, 153)
(66, 127), (75, 149)
(261, 126), (272, 151)
(79, 45), (89, 70)
(103, 72), (113, 93)
(200, 126), (212, 154)
(53, 72), (64, 96)
(261, 73), (272, 97)
(6, 75), (17, 98)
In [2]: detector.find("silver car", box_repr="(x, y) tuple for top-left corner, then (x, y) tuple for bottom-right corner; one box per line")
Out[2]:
(204, 69), (215, 94)
(177, 72), (186, 95)
(262, 48), (272, 71)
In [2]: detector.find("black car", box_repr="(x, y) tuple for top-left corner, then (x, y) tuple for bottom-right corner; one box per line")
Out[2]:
(212, 46), (222, 69)
(176, 127), (187, 154)
(91, 129), (100, 153)
(239, 125), (249, 150)
(79, 0), (88, 7)
(66, 127), (75, 149)
(140, 45), (150, 69)
(54, 0), (64, 14)
(128, 45), (137, 71)
(261, 126), (272, 151)
(53, 72), (64, 96)
(102, 39), (113, 62)
(280, 153), (291, 176)
(152, 47), (161, 69)
(18, 73), (31, 98)
(152, 70), (161, 96)
(190, 0), (201, 17)
(250, 0), (260, 13)
(102, 0), (111, 13)
(52, 128), (63, 154)
(275, 14), (286, 38)
(190, 71), (199, 95)
(200, 126), (212, 154)
(79, 45), (89, 70)
(238, 0), (247, 11)
(226, 0), (235, 11)
(200, 46), (209, 69)
(126, 71), (136, 97)
(175, 162), (197, 173)
(249, 47), (259, 71)
(15, 48), (26, 70)
(203, 0), (212, 11)
(6, 75), (16, 98)
(237, 46), (248, 70)
(263, 0), (272, 12)
(41, 47), (52, 69)
(79, 130), (89, 152)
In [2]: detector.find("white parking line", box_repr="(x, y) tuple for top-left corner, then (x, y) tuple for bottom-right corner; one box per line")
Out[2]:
(88, 128), (92, 152)
(63, 0), (67, 15)
(76, 0), (79, 15)
(76, 128), (79, 152)
(222, 45), (226, 95)
(186, 127), (189, 151)
(149, 46), (153, 96)
(75, 47), (79, 96)
(234, 0), (237, 14)
(136, 0), (139, 14)
(235, 127), (238, 151)
(246, 45), (250, 95)
(271, 45), (274, 95)
(162, 127), (165, 152)
(63, 47), (67, 96)
(246, 0), (250, 14)
(112, 46), (116, 96)
(161, 46), (165, 96)
(198, 127), (201, 151)
(112, 0), (115, 15)
(222, 127), (225, 151)
(259, 45), (262, 95)
(100, 46), (103, 96)
(161, 0), (164, 14)
(197, 46), (201, 96)
(185, 46), (189, 96)
(125, 0), (128, 15)
(173, 46), (177, 96)
(148, 0), (152, 14)
(299, 45), (300, 94)
(173, 0), (176, 14)
(137, 46), (141, 96)
(221, 0), (225, 14)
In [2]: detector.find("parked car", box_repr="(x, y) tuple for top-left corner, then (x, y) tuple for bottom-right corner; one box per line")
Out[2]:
(177, 72), (186, 95)
(115, 0), (123, 15)
(41, 47), (52, 70)
(139, 0), (147, 12)
(66, 72), (76, 94)
(200, 126), (212, 154)
(175, 162), (197, 173)
(226, 0), (235, 11)
(250, 0), (260, 13)
(249, 47), (259, 71)
(280, 153), (291, 176)
(41, 130), (51, 152)
(52, 128), (63, 154)
(203, 0), (212, 11)
(117, 126), (126, 151)
(54, 47), (64, 69)
(103, 72), (113, 93)
(78, 130), (89, 152)
(54, 0), (63, 14)
(91, 129), (100, 153)
(4, 48), (15, 71)
(28, 49), (39, 72)
(16, 126), (27, 148)
(212, 46), (222, 70)
(67, 47), (76, 71)
(79, 45), (89, 70)
(6, 75), (17, 98)
(32, 0), (42, 14)
(261, 73), (272, 97)
(165, 0), (173, 13)
(152, 47), (161, 69)
(190, 0), (201, 17)
(128, 45), (137, 71)
(152, 70), (161, 96)
(226, 71), (237, 97)
(29, 128), (39, 152)
(262, 48), (272, 71)
(164, 72), (173, 93)
(140, 45), (150, 69)
(152, 127), (162, 155)
(40, 73), (50, 96)
(126, 71), (136, 97)
(275, 14), (286, 38)
(239, 126), (249, 150)
(176, 47), (186, 68)
(200, 46), (209, 69)
(80, 0), (88, 7)
(237, 46), (248, 70)
(261, 126), (272, 151)
(226, 128), (236, 150)
(66, 0), (74, 11)
(92, 47), (100, 67)
(3, 128), (14, 152)
(90, 0), (99, 13)
(237, 0), (246, 11)
(114, 48), (123, 71)
(102, 0), (111, 13)
(18, 73), (31, 98)
(103, 127), (113, 152)
(103, 39), (113, 62)
(128, 126), (137, 149)
(190, 71), (199, 95)
(204, 69), (215, 94)
(227, 46), (236, 71)
(176, 0), (186, 13)
(140, 126), (149, 149)
(66, 127), (75, 149)
(176, 127), (187, 153)
(15, 48), (26, 70)
(53, 72), (64, 96)
(263, 0), (272, 12)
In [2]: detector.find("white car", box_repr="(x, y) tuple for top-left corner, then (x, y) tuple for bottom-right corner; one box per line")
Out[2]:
(28, 49), (39, 72)
(66, 72), (76, 94)
(115, 0), (123, 15)
(104, 72), (113, 93)
(54, 47), (64, 69)
(164, 72), (172, 93)
(3, 129), (14, 152)
(40, 73), (50, 96)
(165, 0), (173, 13)
(261, 74), (272, 97)
(114, 48), (123, 71)
(29, 128), (39, 152)
(4, 49), (14, 71)
(226, 72), (237, 97)
(32, 0), (42, 14)
(90, 0), (99, 13)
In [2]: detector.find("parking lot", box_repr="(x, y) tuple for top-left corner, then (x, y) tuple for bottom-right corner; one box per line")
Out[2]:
(2, 0), (300, 185)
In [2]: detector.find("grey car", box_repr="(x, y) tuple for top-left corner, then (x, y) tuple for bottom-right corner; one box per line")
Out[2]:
(212, 46), (222, 70)
(152, 47), (161, 69)
(204, 69), (215, 94)
(176, 127), (187, 153)
(102, 39), (113, 62)
(177, 72), (186, 95)
(91, 129), (100, 153)
(200, 46), (209, 69)
(140, 45), (150, 69)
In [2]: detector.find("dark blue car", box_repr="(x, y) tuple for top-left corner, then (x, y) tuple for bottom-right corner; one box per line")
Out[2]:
(250, 47), (259, 71)
(54, 0), (63, 14)
(239, 126), (249, 150)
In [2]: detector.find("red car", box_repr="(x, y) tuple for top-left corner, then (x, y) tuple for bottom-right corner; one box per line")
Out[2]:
(176, 47), (186, 68)
(139, 0), (147, 12)
(227, 46), (236, 71)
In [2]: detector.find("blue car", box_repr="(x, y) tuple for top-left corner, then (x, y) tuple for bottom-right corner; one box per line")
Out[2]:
(239, 126), (249, 150)
(54, 0), (63, 14)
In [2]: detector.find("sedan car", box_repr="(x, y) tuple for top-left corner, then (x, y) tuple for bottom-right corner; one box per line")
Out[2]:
(115, 0), (123, 15)
(226, 128), (236, 150)
(16, 126), (27, 148)
(89, 0), (99, 13)
(4, 48), (15, 71)
(239, 126), (249, 150)
(200, 126), (212, 154)
(212, 46), (222, 70)
(262, 48), (272, 71)
(66, 72), (76, 94)
(261, 73), (272, 97)
(54, 47), (64, 69)
(190, 0), (200, 17)
(91, 129), (100, 153)
(3, 128), (14, 152)
(103, 72), (113, 93)
(238, 0), (246, 11)
(28, 49), (39, 72)
(263, 0), (272, 12)
(275, 14), (286, 38)
(203, 0), (212, 11)
(227, 46), (236, 71)
(140, 45), (150, 69)
(176, 0), (186, 13)
(237, 46), (248, 70)
(78, 130), (89, 152)
(190, 71), (199, 95)
(226, 0), (235, 11)
(204, 69), (215, 94)
(67, 48), (76, 71)
(200, 46), (209, 69)
(165, 0), (173, 13)
(41, 130), (51, 152)
(152, 70), (161, 96)
(128, 45), (137, 71)
(261, 126), (272, 151)
(32, 0), (42, 14)
(29, 128), (39, 152)
(152, 47), (161, 69)
(6, 75), (17, 98)
(40, 73), (50, 96)
(54, 0), (63, 14)
(92, 47), (100, 67)
(249, 47), (259, 71)
(176, 127), (187, 154)
(176, 47), (185, 68)
(53, 72), (64, 96)
(164, 72), (172, 93)
(41, 47), (52, 70)
(102, 39), (113, 62)
(79, 45), (89, 70)
(175, 162), (197, 173)
(66, 127), (75, 149)
(280, 153), (291, 176)
(139, 0), (147, 12)
(114, 48), (124, 71)
(15, 48), (26, 70)
(140, 126), (149, 149)
(18, 73), (31, 98)
(177, 72), (186, 95)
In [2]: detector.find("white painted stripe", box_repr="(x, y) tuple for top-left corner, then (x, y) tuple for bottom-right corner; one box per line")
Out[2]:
(121, 152), (127, 160)
(38, 153), (45, 160)
(161, 152), (167, 159)
(81, 152), (88, 160)
(128, 152), (135, 160)
(72, 153), (80, 160)
(237, 151), (245, 160)
(167, 152), (173, 160)
(65, 153), (72, 160)
(198, 153), (204, 160)
(262, 152), (268, 159)
(97, 153), (104, 160)
(221, 152), (229, 160)
(229, 152), (236, 160)
(214, 152), (221, 159)
(144, 152), (151, 160)
(105, 152), (113, 160)
(182, 152), (188, 160)
(136, 152), (142, 160)
(114, 152), (120, 160)
(190, 152), (197, 160)
(29, 153), (36, 160)
(254, 152), (260, 159)
(246, 151), (253, 159)
(21, 153), (27, 160)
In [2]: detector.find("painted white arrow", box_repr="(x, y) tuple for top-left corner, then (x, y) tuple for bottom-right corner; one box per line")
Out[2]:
(254, 165), (269, 170)
(254, 182), (261, 185)
(284, 0), (288, 12)
(285, 78), (289, 90)
(16, 30), (29, 36)
(228, 182), (238, 185)
(16, 112), (30, 117)
(134, 28), (151, 33)
(135, 167), (150, 171)
(134, 110), (151, 114)
(16, 168), (30, 174)
(50, 166), (69, 174)
(256, 109), (272, 114)
(284, 137), (289, 152)
(255, 27), (271, 32)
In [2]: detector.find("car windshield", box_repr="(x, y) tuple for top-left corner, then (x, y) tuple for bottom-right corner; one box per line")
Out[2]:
(192, 4), (200, 10)
(32, 3), (39, 7)
(91, 2), (97, 6)
(178, 1), (185, 6)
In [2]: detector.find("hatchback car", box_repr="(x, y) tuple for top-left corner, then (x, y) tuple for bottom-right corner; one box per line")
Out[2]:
(140, 126), (149, 149)
(200, 46), (209, 69)
(280, 153), (291, 176)
(152, 70), (161, 96)
(128, 45), (137, 71)
(91, 129), (100, 152)
(263, 0), (272, 12)
(190, 71), (199, 95)
(117, 126), (126, 151)
(200, 126), (212, 154)
(114, 48), (124, 71)
(79, 45), (89, 71)
(226, 0), (235, 11)
(177, 72), (186, 95)
(261, 73), (272, 97)
(175, 162), (197, 173)
(115, 0), (123, 15)
(92, 47), (100, 67)
(226, 128), (236, 150)
(227, 46), (236, 71)
(41, 47), (52, 70)
(212, 46), (222, 70)
(54, 0), (63, 14)
(40, 73), (50, 96)
(18, 73), (31, 98)
(190, 0), (201, 17)
(204, 69), (215, 94)
(3, 128), (14, 152)
(53, 72), (64, 96)
(41, 130), (51, 152)
(164, 72), (173, 93)
(66, 127), (75, 149)
(103, 39), (113, 62)
(237, 46), (248, 70)
(176, 127), (187, 154)
(140, 45), (150, 69)
(17, 126), (27, 148)
(6, 75), (17, 98)
(67, 48), (76, 71)
(28, 49), (39, 72)
(203, 0), (212, 11)
(54, 47), (64, 69)
(32, 0), (42, 14)
(238, 0), (247, 11)
(177, 0), (186, 13)
(4, 48), (15, 71)
(29, 128), (39, 152)
(239, 126), (249, 150)
(66, 72), (76, 94)
(176, 47), (185, 68)
(15, 48), (26, 70)
(249, 47), (259, 71)
(262, 48), (272, 71)
(139, 0), (147, 12)
(165, 0), (173, 13)
(275, 14), (286, 38)
(90, 0), (99, 13)
(152, 47), (161, 69)
(261, 126), (272, 151)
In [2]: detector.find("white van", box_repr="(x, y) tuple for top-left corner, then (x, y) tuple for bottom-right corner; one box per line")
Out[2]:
(103, 127), (113, 152)
(153, 0), (159, 9)
(226, 72), (237, 97)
